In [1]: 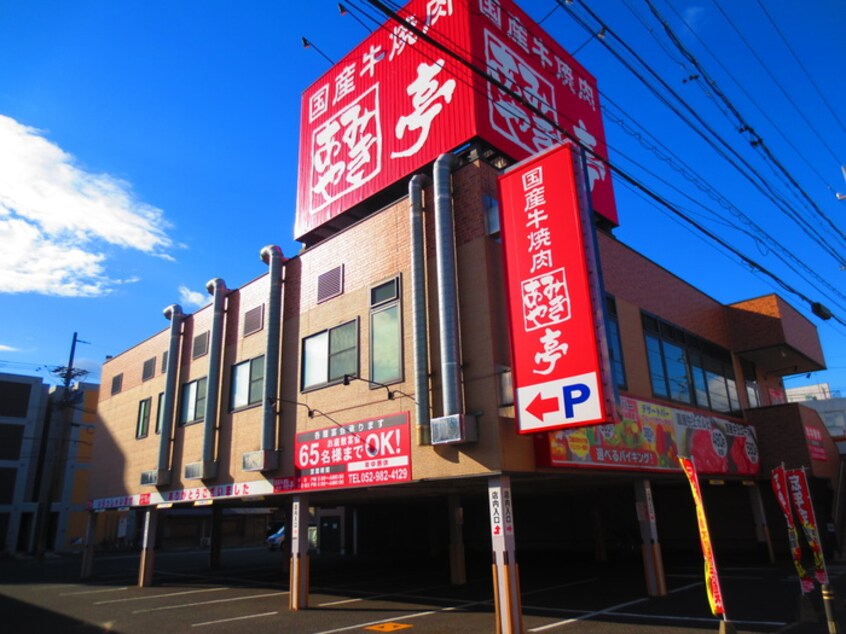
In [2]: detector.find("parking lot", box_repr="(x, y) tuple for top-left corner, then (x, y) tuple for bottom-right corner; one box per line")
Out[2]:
(1, 547), (845, 633)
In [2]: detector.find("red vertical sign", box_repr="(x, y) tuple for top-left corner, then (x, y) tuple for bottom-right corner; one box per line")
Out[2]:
(786, 468), (829, 585)
(772, 465), (814, 593)
(498, 144), (607, 433)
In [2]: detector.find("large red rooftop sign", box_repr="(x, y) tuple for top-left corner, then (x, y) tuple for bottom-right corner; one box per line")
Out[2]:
(295, 0), (617, 240)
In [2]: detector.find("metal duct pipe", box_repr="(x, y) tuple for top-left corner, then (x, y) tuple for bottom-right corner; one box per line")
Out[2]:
(260, 245), (284, 453)
(409, 174), (432, 445)
(202, 278), (228, 466)
(158, 304), (184, 475)
(433, 153), (462, 416)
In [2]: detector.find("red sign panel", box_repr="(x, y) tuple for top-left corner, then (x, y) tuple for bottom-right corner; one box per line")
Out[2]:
(295, 0), (616, 240)
(498, 144), (607, 433)
(279, 412), (411, 491)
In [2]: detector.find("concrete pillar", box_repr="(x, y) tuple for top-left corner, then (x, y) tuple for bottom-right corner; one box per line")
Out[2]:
(209, 506), (223, 569)
(138, 508), (159, 587)
(488, 476), (522, 634)
(747, 482), (775, 563)
(80, 510), (96, 579)
(289, 495), (310, 610)
(448, 494), (466, 585)
(635, 479), (667, 596)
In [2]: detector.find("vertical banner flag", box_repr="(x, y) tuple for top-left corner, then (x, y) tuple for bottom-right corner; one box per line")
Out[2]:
(679, 456), (725, 616)
(786, 468), (829, 585)
(771, 465), (814, 593)
(498, 144), (608, 434)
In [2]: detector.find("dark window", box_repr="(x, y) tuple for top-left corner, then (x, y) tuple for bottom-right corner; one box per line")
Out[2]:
(0, 381), (32, 418)
(302, 320), (358, 390)
(231, 356), (265, 409)
(243, 305), (264, 337)
(111, 374), (123, 396)
(142, 357), (156, 381)
(0, 468), (15, 504)
(180, 378), (207, 424)
(605, 296), (626, 390)
(136, 398), (151, 438)
(317, 265), (344, 303)
(0, 424), (24, 460)
(161, 351), (169, 374)
(642, 313), (739, 414)
(370, 278), (403, 385)
(192, 332), (210, 359)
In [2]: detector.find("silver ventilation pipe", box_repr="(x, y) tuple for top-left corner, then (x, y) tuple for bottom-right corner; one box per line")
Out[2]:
(409, 174), (431, 445)
(200, 278), (227, 477)
(156, 304), (184, 483)
(433, 153), (462, 416)
(254, 245), (285, 471)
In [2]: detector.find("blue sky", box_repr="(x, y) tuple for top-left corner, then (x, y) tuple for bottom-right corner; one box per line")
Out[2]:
(0, 0), (844, 398)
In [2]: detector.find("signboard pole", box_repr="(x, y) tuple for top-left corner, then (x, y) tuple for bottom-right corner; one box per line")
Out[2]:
(80, 510), (96, 580)
(138, 507), (158, 588)
(289, 494), (310, 610)
(634, 479), (666, 596)
(488, 476), (522, 634)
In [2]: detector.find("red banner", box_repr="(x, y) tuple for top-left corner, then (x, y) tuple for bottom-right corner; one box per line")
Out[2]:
(771, 465), (814, 593)
(274, 413), (412, 492)
(499, 144), (608, 433)
(679, 456), (725, 616)
(786, 468), (829, 585)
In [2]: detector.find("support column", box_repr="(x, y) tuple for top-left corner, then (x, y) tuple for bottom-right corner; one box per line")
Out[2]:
(488, 476), (522, 634)
(747, 482), (775, 563)
(289, 495), (310, 610)
(448, 494), (466, 585)
(635, 479), (667, 596)
(209, 505), (223, 570)
(138, 508), (159, 587)
(80, 510), (96, 579)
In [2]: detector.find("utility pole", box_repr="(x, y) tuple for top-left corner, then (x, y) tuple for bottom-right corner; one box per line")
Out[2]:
(33, 332), (89, 557)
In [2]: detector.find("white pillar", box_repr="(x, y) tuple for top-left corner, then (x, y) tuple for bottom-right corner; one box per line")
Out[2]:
(138, 508), (158, 587)
(635, 479), (667, 596)
(488, 476), (522, 634)
(289, 495), (310, 610)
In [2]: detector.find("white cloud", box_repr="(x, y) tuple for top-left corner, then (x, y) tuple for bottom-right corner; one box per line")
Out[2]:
(179, 285), (210, 309)
(0, 344), (20, 352)
(0, 114), (174, 297)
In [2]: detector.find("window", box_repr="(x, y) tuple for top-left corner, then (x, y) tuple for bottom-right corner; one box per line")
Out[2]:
(231, 356), (265, 409)
(742, 360), (760, 408)
(142, 357), (156, 381)
(161, 351), (169, 374)
(642, 313), (739, 414)
(370, 278), (402, 385)
(180, 378), (207, 424)
(243, 305), (264, 337)
(111, 373), (123, 395)
(192, 332), (210, 359)
(136, 398), (152, 438)
(302, 320), (358, 390)
(0, 381), (32, 418)
(155, 392), (165, 434)
(605, 296), (626, 389)
(0, 424), (24, 460)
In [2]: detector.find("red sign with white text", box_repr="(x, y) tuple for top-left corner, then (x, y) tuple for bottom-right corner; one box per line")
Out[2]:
(295, 0), (616, 240)
(499, 144), (607, 433)
(281, 412), (411, 491)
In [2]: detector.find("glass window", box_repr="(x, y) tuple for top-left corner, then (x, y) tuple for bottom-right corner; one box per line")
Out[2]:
(155, 392), (164, 434)
(605, 297), (626, 389)
(231, 356), (265, 409)
(371, 303), (402, 384)
(111, 373), (123, 395)
(664, 341), (691, 403)
(142, 357), (155, 381)
(136, 398), (151, 438)
(180, 377), (207, 424)
(645, 335), (669, 399)
(302, 320), (358, 390)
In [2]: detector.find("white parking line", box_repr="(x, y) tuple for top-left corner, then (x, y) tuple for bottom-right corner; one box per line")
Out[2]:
(312, 599), (484, 634)
(528, 596), (649, 632)
(191, 611), (278, 627)
(60, 586), (129, 596)
(131, 591), (288, 614)
(317, 584), (443, 607)
(95, 587), (229, 604)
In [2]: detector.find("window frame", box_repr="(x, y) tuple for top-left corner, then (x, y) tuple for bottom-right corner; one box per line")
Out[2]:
(155, 392), (165, 434)
(136, 397), (152, 438)
(180, 377), (208, 425)
(369, 277), (403, 386)
(604, 296), (627, 390)
(230, 355), (265, 411)
(301, 319), (359, 392)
